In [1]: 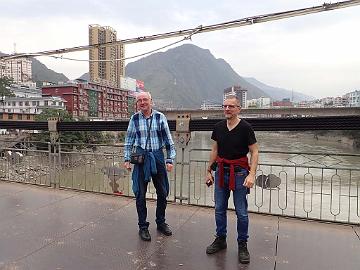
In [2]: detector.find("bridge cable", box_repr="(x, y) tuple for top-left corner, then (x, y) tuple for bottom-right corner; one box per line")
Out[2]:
(1, 0), (360, 61)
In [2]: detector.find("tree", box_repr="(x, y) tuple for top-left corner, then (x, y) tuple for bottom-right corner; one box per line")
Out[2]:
(34, 108), (73, 122)
(0, 76), (15, 97)
(32, 108), (111, 148)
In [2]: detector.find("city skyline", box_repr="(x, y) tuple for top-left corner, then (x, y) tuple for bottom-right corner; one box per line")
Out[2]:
(0, 0), (359, 99)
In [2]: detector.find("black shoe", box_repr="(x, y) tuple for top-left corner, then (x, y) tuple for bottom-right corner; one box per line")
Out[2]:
(139, 228), (151, 241)
(238, 241), (250, 264)
(157, 223), (172, 236)
(206, 236), (227, 254)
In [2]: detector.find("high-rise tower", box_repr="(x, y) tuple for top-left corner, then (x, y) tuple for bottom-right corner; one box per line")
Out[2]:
(223, 86), (248, 109)
(89, 24), (125, 87)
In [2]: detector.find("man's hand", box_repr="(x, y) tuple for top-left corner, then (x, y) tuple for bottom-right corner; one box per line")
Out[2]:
(243, 172), (255, 188)
(166, 163), (173, 172)
(123, 161), (131, 171)
(205, 171), (214, 187)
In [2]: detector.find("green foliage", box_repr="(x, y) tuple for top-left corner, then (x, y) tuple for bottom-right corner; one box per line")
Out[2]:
(31, 108), (111, 149)
(117, 131), (126, 142)
(34, 108), (73, 121)
(0, 76), (15, 97)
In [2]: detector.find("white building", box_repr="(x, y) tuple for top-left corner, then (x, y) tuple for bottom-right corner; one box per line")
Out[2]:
(223, 86), (248, 109)
(120, 76), (137, 92)
(10, 84), (41, 98)
(295, 100), (322, 108)
(247, 97), (270, 108)
(247, 99), (258, 108)
(333, 96), (348, 107)
(1, 96), (66, 116)
(200, 101), (223, 110)
(0, 61), (5, 77)
(0, 58), (32, 84)
(320, 97), (334, 107)
(344, 90), (360, 107)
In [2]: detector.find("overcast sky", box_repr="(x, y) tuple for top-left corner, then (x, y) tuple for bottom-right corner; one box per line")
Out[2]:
(1, 0), (359, 98)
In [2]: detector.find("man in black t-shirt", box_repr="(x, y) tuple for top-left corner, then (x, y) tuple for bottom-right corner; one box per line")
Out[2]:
(205, 95), (259, 264)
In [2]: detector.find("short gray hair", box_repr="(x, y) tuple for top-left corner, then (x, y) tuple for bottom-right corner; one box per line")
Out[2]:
(225, 95), (241, 107)
(136, 91), (152, 101)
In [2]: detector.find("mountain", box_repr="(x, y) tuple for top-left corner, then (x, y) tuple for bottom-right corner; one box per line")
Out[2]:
(0, 51), (69, 84)
(244, 77), (314, 102)
(31, 58), (69, 84)
(79, 44), (314, 107)
(125, 44), (267, 108)
(78, 72), (89, 81)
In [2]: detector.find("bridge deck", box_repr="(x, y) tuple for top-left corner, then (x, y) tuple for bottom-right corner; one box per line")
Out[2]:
(1, 181), (359, 270)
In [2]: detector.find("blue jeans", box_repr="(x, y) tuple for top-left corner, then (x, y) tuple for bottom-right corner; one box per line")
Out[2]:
(214, 167), (249, 243)
(135, 159), (168, 229)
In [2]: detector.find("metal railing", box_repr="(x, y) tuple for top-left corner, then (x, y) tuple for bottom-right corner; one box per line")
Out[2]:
(1, 139), (359, 224)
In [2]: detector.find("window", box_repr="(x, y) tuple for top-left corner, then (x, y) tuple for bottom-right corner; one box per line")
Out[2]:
(25, 101), (29, 106)
(19, 102), (23, 106)
(32, 101), (37, 106)
(44, 101), (48, 106)
(8, 114), (13, 119)
(26, 115), (31, 120)
(18, 114), (22, 120)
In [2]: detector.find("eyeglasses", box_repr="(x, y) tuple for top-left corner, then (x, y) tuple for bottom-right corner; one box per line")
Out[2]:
(222, 105), (240, 109)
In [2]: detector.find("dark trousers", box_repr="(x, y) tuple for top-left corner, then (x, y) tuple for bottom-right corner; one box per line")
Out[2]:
(135, 159), (168, 229)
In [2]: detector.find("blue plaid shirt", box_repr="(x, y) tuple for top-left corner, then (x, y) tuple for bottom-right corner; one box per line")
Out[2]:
(124, 110), (176, 162)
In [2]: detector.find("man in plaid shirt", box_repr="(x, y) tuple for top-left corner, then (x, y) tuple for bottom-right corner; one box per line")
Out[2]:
(124, 91), (176, 241)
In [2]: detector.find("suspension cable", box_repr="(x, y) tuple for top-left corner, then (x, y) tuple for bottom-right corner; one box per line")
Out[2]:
(1, 0), (359, 61)
(46, 26), (202, 62)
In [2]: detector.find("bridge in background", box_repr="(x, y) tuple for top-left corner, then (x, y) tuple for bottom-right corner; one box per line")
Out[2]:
(163, 107), (360, 120)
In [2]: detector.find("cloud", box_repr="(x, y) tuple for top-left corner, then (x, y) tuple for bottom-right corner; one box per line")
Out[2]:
(1, 0), (359, 98)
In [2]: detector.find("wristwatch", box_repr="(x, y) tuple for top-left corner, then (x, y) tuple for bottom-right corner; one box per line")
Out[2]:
(165, 159), (173, 164)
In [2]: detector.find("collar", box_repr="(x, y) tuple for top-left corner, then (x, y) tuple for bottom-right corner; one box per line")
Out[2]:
(140, 109), (156, 119)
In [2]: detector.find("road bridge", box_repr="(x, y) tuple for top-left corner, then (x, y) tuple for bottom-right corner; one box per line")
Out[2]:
(163, 107), (360, 120)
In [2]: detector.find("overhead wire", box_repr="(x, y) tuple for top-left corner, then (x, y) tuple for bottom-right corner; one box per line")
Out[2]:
(45, 25), (202, 63)
(1, 0), (360, 61)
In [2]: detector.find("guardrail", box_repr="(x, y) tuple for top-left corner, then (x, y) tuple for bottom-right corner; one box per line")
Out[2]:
(1, 140), (359, 224)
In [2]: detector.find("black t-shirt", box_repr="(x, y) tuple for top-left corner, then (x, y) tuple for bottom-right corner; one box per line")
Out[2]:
(211, 119), (257, 159)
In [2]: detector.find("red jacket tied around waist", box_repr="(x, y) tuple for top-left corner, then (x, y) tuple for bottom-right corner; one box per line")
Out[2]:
(216, 156), (250, 191)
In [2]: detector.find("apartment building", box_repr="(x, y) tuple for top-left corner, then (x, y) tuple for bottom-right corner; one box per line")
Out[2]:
(0, 58), (32, 84)
(344, 90), (360, 107)
(247, 97), (271, 108)
(0, 96), (66, 121)
(9, 84), (41, 98)
(89, 25), (125, 88)
(223, 85), (248, 108)
(42, 81), (129, 119)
